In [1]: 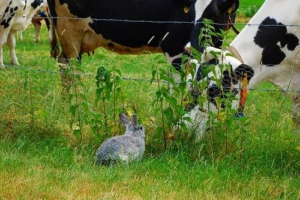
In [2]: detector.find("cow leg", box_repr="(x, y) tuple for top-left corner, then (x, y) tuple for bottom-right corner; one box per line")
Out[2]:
(0, 40), (5, 68)
(32, 20), (42, 42)
(292, 92), (300, 131)
(7, 32), (19, 66)
(0, 29), (10, 68)
(49, 22), (59, 58)
(0, 47), (4, 68)
(58, 41), (82, 95)
(17, 31), (23, 41)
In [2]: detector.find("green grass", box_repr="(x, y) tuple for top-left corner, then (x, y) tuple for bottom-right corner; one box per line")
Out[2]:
(240, 0), (264, 8)
(238, 0), (264, 17)
(1, 132), (300, 199)
(2, 7), (300, 198)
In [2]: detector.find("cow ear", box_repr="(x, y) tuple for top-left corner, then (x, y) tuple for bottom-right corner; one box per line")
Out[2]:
(220, 0), (240, 14)
(234, 64), (254, 81)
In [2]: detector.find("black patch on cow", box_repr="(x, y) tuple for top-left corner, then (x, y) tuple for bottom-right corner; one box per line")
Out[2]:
(189, 0), (239, 53)
(23, 0), (27, 10)
(222, 68), (234, 89)
(10, 7), (16, 14)
(4, 6), (9, 14)
(254, 17), (299, 66)
(209, 67), (239, 109)
(0, 17), (12, 28)
(172, 58), (183, 72)
(0, 6), (17, 28)
(107, 43), (115, 48)
(234, 64), (254, 82)
(31, 0), (43, 9)
(196, 58), (219, 82)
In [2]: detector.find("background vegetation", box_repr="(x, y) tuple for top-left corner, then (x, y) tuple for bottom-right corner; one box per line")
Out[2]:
(2, 0), (300, 199)
(238, 0), (264, 17)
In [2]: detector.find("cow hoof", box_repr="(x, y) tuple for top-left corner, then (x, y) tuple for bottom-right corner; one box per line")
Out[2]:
(11, 62), (19, 66)
(58, 63), (69, 70)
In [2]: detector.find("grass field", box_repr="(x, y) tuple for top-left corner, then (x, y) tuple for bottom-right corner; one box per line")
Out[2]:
(2, 1), (300, 199)
(238, 0), (264, 17)
(240, 0), (264, 8)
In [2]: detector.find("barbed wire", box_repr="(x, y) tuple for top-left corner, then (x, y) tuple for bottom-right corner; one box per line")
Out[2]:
(1, 14), (300, 27)
(1, 64), (159, 82)
(1, 64), (300, 93)
(45, 16), (300, 27)
(1, 13), (300, 93)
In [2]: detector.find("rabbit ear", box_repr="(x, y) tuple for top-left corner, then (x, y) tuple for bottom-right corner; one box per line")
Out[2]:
(119, 113), (130, 125)
(132, 114), (138, 127)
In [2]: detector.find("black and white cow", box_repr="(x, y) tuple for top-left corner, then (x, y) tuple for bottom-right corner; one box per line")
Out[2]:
(0, 0), (46, 68)
(184, 47), (253, 134)
(47, 0), (239, 72)
(200, 0), (300, 126)
(18, 9), (51, 43)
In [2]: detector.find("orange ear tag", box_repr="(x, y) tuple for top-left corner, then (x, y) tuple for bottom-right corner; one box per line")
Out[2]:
(227, 4), (235, 14)
(239, 73), (248, 110)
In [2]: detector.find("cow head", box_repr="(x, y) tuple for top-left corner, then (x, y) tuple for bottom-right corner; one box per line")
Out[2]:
(187, 0), (239, 53)
(186, 47), (254, 128)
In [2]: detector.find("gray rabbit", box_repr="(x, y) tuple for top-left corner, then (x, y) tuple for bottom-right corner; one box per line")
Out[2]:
(95, 113), (145, 165)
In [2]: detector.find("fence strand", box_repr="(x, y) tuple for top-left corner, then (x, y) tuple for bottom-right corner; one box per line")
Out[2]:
(1, 14), (300, 27)
(1, 64), (300, 93)
(1, 14), (300, 93)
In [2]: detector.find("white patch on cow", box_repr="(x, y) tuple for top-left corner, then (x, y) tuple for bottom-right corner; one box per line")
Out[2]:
(194, 0), (212, 22)
(164, 52), (183, 83)
(185, 104), (209, 138)
(218, 0), (300, 129)
(0, 0), (46, 67)
(186, 59), (199, 84)
(185, 42), (191, 52)
(164, 52), (183, 64)
(230, 0), (300, 91)
(185, 47), (243, 138)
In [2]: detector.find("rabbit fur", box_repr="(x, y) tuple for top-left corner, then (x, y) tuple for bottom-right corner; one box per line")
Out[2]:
(95, 113), (145, 165)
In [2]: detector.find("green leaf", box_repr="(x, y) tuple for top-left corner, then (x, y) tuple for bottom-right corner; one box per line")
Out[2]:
(163, 107), (174, 119)
(69, 105), (77, 117)
(156, 127), (163, 135)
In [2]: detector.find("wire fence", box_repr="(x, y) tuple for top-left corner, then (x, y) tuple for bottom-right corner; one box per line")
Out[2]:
(0, 13), (300, 27)
(1, 13), (300, 93)
(3, 64), (300, 93)
(1, 10), (299, 144)
(36, 16), (300, 27)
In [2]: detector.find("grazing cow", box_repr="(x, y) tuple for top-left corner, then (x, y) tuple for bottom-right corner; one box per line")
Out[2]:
(18, 9), (51, 42)
(47, 0), (239, 73)
(185, 47), (253, 135)
(201, 0), (300, 126)
(0, 0), (46, 68)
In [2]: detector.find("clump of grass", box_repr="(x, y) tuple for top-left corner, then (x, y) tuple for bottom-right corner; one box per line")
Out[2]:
(238, 5), (260, 18)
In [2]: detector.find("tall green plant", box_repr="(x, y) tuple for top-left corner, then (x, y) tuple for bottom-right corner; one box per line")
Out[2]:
(67, 60), (102, 142)
(151, 18), (250, 156)
(95, 66), (123, 133)
(151, 64), (191, 149)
